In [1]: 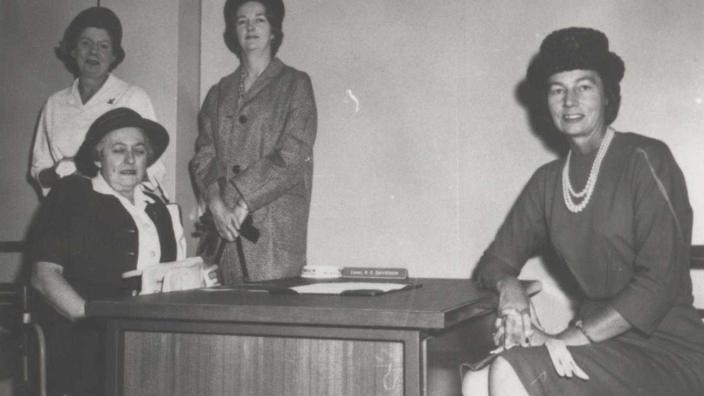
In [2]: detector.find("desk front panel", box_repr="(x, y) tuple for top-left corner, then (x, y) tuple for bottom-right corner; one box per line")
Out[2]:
(108, 320), (424, 396)
(123, 332), (403, 396)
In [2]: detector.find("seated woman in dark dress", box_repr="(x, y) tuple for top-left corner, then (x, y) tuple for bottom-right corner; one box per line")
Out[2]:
(30, 107), (184, 396)
(464, 27), (704, 396)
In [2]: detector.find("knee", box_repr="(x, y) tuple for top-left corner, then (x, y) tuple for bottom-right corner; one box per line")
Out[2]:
(461, 366), (489, 396)
(488, 356), (528, 396)
(489, 356), (514, 380)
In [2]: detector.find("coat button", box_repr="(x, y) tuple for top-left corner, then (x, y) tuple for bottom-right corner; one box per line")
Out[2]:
(232, 165), (241, 174)
(238, 115), (247, 124)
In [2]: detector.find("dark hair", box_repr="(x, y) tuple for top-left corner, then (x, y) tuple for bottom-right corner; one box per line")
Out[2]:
(54, 7), (125, 78)
(527, 27), (625, 125)
(600, 76), (621, 126)
(223, 0), (285, 60)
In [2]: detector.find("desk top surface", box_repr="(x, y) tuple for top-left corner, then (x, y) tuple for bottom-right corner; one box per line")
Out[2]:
(87, 278), (540, 330)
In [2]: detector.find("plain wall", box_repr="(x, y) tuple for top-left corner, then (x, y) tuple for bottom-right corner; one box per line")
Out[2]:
(201, 0), (704, 331)
(0, 0), (94, 280)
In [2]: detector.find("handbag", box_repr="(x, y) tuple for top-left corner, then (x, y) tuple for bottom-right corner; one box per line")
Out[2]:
(195, 208), (260, 282)
(122, 257), (220, 295)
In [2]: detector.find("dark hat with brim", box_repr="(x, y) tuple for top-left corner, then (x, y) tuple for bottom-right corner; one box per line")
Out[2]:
(527, 27), (625, 87)
(75, 107), (169, 177)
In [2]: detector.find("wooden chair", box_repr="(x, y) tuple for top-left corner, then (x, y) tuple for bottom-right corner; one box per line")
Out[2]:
(691, 245), (704, 318)
(0, 241), (46, 396)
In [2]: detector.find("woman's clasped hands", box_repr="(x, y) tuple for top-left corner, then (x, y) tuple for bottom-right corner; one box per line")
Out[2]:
(209, 194), (250, 242)
(493, 280), (533, 349)
(492, 287), (589, 380)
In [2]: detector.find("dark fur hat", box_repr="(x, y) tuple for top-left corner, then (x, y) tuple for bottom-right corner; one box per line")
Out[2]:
(527, 27), (625, 87)
(527, 27), (625, 125)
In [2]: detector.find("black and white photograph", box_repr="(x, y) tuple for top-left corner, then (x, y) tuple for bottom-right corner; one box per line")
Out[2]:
(1, 1), (703, 395)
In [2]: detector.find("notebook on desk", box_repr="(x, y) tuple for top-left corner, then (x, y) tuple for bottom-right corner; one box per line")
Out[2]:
(201, 280), (421, 296)
(284, 281), (420, 296)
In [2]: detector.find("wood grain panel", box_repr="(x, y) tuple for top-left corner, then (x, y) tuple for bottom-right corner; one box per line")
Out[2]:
(123, 332), (403, 396)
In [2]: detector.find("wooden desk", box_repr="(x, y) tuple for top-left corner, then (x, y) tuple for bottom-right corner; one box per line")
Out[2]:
(87, 278), (540, 396)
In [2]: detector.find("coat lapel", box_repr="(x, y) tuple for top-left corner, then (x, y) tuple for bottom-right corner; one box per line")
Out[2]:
(218, 71), (241, 158)
(239, 58), (285, 107)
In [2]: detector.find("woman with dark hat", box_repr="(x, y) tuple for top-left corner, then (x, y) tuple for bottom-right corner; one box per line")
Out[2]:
(191, 0), (317, 284)
(463, 27), (704, 396)
(30, 107), (184, 395)
(31, 6), (165, 197)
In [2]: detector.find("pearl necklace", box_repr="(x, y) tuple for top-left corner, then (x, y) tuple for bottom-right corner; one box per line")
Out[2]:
(238, 67), (247, 106)
(562, 127), (615, 213)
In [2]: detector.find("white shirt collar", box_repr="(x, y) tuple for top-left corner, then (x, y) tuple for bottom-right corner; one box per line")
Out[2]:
(69, 74), (117, 107)
(92, 172), (154, 210)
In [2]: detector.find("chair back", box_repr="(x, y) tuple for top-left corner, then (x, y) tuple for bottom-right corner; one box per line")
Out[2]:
(691, 245), (704, 318)
(0, 241), (47, 396)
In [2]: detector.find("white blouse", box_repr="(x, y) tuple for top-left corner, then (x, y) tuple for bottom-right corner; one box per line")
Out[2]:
(92, 173), (162, 270)
(32, 74), (165, 195)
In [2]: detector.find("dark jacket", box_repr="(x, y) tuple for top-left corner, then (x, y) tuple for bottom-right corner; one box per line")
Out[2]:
(29, 175), (178, 395)
(31, 175), (176, 302)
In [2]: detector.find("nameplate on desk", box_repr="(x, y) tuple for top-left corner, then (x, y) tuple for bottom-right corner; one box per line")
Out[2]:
(341, 267), (408, 280)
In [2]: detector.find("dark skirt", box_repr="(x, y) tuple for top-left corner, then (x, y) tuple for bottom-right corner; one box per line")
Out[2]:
(45, 318), (106, 396)
(501, 331), (704, 396)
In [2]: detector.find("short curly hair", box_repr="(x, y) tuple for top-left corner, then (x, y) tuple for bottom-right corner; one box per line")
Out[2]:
(223, 0), (285, 60)
(54, 7), (125, 78)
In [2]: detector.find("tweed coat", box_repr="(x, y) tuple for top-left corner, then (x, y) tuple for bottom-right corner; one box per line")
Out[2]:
(191, 58), (317, 284)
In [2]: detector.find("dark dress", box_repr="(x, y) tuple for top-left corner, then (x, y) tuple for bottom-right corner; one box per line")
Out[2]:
(476, 132), (704, 395)
(30, 175), (177, 396)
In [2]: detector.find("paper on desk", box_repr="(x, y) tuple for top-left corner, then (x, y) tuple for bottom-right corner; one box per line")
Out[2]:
(289, 282), (410, 295)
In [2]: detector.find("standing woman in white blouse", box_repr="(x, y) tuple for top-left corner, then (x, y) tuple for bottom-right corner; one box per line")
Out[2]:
(31, 7), (165, 196)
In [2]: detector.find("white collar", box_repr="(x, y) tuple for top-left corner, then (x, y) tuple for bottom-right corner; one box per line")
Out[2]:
(70, 74), (117, 106)
(92, 173), (154, 210)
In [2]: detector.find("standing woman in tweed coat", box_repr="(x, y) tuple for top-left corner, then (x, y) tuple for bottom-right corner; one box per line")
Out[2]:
(191, 0), (317, 284)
